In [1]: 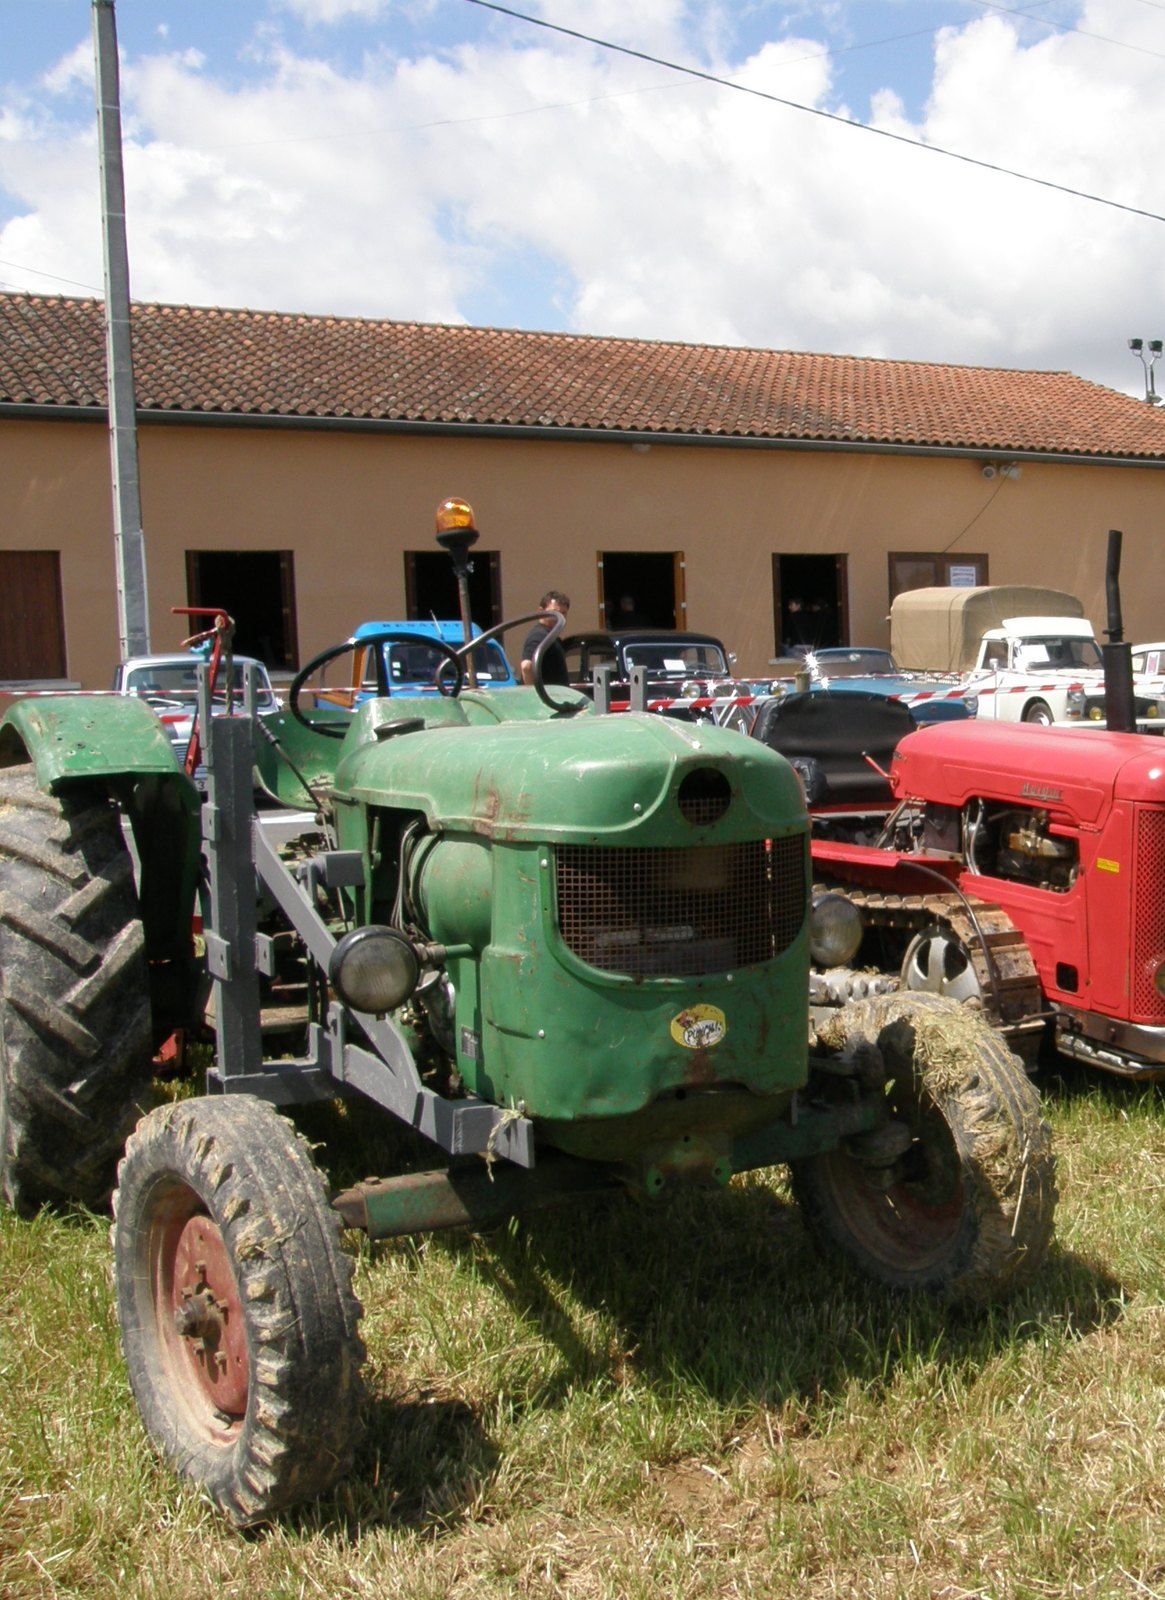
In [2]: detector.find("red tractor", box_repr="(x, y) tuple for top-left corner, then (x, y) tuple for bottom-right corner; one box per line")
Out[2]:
(807, 534), (1162, 1078)
(810, 718), (1165, 1075)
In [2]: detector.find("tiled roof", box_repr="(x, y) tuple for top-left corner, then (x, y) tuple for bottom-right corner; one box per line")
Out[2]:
(2, 291), (1165, 460)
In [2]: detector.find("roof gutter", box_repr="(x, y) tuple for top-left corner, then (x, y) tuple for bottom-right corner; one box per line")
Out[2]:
(3, 401), (1164, 470)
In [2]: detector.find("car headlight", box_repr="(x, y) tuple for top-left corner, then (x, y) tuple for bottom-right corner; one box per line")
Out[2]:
(1067, 688), (1086, 715)
(963, 694), (978, 717)
(808, 892), (864, 967)
(329, 926), (420, 1014)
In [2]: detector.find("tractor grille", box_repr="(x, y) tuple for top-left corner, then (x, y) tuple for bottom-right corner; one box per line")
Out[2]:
(555, 836), (805, 978)
(1132, 808), (1165, 1020)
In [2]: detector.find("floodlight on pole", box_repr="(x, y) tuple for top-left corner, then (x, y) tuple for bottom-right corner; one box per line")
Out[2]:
(1128, 336), (1164, 404)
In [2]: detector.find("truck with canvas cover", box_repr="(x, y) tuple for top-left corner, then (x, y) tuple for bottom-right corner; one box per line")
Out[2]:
(0, 499), (1056, 1525)
(890, 584), (1103, 725)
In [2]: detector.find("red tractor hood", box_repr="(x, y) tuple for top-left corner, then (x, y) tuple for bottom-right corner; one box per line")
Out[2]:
(891, 721), (1165, 824)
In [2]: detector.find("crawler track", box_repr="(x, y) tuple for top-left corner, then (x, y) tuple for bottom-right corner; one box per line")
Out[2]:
(814, 880), (1045, 1045)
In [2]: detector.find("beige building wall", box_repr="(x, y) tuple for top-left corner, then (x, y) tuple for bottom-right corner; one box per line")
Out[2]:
(4, 414), (1164, 688)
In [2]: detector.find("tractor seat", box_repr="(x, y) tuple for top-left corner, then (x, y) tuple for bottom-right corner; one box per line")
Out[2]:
(750, 690), (915, 807)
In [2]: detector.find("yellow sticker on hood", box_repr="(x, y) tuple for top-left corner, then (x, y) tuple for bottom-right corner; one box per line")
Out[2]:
(670, 1004), (728, 1050)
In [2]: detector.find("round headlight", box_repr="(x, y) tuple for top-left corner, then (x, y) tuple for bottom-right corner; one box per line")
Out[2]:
(329, 926), (420, 1014)
(809, 892), (864, 968)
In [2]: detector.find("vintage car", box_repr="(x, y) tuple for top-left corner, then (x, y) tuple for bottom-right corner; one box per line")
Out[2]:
(307, 620), (517, 707)
(114, 651), (280, 766)
(562, 629), (734, 692)
(802, 646), (975, 723)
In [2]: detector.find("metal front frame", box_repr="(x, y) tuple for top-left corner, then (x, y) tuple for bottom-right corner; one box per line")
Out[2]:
(199, 683), (535, 1167)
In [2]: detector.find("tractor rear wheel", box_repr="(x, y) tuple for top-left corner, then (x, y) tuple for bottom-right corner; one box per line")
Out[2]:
(792, 992), (1055, 1300)
(0, 764), (153, 1212)
(113, 1094), (365, 1525)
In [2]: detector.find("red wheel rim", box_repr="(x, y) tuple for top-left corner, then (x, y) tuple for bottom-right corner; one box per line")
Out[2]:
(151, 1185), (249, 1440)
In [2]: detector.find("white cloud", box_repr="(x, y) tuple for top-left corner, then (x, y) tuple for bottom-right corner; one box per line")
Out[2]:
(1, 0), (1163, 394)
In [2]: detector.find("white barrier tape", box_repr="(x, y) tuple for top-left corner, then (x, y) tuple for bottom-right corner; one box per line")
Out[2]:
(975, 682), (1085, 697)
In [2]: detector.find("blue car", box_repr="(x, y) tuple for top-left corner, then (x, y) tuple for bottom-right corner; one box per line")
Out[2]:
(348, 620), (517, 699)
(803, 647), (974, 723)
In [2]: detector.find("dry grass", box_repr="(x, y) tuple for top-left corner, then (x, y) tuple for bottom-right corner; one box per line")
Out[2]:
(5, 1063), (1165, 1599)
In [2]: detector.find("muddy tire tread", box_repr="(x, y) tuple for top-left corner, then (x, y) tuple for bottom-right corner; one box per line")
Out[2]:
(793, 992), (1056, 1300)
(113, 1094), (366, 1524)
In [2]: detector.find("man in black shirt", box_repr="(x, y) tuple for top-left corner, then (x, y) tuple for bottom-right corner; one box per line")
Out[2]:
(521, 591), (571, 686)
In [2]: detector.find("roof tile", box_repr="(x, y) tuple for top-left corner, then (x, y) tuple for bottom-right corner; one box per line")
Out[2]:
(1, 291), (1164, 459)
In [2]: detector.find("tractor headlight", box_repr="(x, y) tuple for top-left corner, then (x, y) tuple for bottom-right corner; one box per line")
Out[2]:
(329, 926), (420, 1014)
(808, 892), (864, 967)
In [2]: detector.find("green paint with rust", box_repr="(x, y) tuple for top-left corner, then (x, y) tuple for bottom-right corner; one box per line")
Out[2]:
(0, 693), (186, 789)
(1, 694), (204, 1030)
(330, 695), (811, 1162)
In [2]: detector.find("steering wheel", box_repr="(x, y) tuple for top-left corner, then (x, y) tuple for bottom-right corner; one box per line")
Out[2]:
(289, 630), (465, 738)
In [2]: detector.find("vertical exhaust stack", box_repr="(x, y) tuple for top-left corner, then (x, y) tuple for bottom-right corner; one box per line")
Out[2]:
(1102, 528), (1137, 733)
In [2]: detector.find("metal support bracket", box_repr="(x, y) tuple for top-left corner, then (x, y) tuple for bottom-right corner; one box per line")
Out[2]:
(197, 671), (536, 1165)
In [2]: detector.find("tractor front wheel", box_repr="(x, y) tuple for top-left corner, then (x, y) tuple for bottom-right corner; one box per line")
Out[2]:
(791, 992), (1055, 1300)
(0, 764), (153, 1212)
(113, 1094), (365, 1524)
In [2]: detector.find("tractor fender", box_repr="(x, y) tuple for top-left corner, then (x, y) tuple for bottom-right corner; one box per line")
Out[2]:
(1, 695), (203, 1028)
(0, 693), (188, 791)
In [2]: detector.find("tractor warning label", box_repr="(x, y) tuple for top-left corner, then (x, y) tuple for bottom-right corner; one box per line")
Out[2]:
(670, 1004), (728, 1050)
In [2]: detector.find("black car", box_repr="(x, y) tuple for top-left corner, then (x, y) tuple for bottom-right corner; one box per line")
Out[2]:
(562, 629), (734, 694)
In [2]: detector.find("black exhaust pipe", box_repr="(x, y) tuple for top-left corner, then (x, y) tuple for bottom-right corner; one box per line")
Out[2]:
(1102, 528), (1137, 733)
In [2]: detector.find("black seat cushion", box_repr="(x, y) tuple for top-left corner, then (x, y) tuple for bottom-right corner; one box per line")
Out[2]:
(750, 690), (915, 805)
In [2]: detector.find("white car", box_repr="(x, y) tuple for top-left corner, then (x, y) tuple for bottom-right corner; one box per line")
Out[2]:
(114, 652), (280, 768)
(1132, 642), (1165, 677)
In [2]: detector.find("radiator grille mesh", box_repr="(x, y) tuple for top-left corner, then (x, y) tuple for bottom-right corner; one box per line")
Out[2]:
(1132, 809), (1165, 1020)
(555, 836), (805, 977)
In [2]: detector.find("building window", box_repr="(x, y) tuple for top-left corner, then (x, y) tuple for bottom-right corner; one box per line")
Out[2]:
(404, 550), (502, 627)
(772, 553), (848, 657)
(598, 551), (685, 629)
(186, 551), (298, 669)
(888, 552), (988, 602)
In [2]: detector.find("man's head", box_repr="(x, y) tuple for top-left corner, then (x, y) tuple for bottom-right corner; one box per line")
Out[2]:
(540, 590), (570, 619)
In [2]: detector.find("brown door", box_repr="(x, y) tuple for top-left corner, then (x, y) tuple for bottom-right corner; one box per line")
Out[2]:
(0, 551), (66, 679)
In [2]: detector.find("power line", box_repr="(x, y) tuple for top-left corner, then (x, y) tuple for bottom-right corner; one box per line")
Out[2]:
(973, 0), (1165, 62)
(0, 258), (101, 294)
(464, 0), (1165, 225)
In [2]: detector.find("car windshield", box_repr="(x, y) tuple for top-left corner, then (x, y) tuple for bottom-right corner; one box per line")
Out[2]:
(813, 649), (898, 678)
(622, 642), (729, 677)
(370, 639), (511, 688)
(124, 660), (276, 706)
(1015, 637), (1102, 671)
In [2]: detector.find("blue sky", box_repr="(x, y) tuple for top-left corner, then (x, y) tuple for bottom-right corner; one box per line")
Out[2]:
(2, 1), (1162, 394)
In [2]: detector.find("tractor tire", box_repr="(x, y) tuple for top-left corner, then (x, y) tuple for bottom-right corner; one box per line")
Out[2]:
(112, 1094), (366, 1525)
(0, 764), (153, 1213)
(791, 992), (1056, 1301)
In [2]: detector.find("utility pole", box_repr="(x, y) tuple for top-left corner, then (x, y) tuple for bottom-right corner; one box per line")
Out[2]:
(92, 0), (150, 657)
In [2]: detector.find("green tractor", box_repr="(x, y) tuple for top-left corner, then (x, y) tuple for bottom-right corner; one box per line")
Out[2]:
(0, 509), (1055, 1524)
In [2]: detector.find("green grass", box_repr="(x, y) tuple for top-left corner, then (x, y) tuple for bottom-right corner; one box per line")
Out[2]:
(5, 1064), (1165, 1599)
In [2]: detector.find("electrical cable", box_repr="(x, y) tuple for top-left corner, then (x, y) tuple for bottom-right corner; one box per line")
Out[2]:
(464, 0), (1165, 225)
